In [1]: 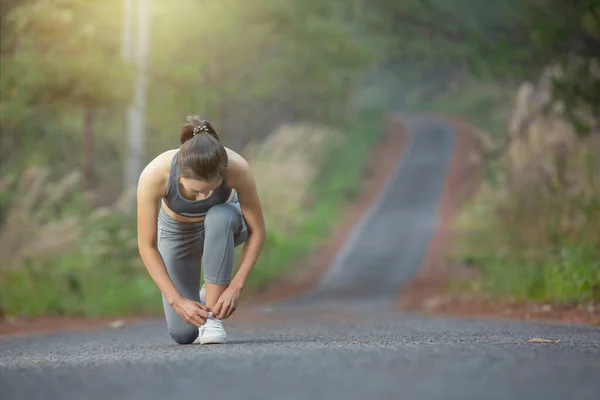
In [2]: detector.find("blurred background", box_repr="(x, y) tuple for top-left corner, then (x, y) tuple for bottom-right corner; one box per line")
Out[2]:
(0, 0), (598, 318)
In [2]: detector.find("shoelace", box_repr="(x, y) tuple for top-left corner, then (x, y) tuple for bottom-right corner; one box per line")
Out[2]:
(203, 317), (223, 333)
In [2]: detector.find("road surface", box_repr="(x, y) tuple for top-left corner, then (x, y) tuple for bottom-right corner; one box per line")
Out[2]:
(2, 116), (599, 400)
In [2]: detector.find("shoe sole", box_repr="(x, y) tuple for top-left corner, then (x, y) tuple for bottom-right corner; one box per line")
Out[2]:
(200, 336), (226, 345)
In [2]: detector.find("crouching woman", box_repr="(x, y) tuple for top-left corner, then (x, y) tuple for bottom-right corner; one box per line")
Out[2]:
(136, 115), (265, 344)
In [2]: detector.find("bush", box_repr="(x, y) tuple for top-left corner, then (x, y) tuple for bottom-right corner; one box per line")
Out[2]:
(236, 112), (385, 290)
(453, 134), (600, 304)
(0, 166), (152, 316)
(1, 109), (386, 316)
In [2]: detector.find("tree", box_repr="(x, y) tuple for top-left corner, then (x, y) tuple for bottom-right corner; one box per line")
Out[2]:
(348, 0), (600, 134)
(144, 0), (372, 150)
(0, 0), (132, 182)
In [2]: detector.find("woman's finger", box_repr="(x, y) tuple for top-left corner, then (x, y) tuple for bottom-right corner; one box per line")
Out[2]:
(198, 309), (208, 323)
(194, 301), (210, 312)
(218, 304), (229, 318)
(212, 300), (223, 316)
(195, 306), (209, 319)
(188, 313), (203, 327)
(222, 304), (231, 319)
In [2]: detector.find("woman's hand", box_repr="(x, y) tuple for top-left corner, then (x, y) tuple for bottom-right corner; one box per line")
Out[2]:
(172, 297), (211, 327)
(213, 286), (241, 319)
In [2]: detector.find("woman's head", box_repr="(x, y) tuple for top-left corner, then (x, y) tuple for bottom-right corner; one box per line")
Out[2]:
(177, 115), (228, 195)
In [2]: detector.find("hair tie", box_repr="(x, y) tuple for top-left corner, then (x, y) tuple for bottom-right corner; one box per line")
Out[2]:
(192, 125), (209, 136)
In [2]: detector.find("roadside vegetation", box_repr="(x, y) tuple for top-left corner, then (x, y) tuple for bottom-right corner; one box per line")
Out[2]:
(0, 0), (383, 316)
(452, 71), (600, 306)
(1, 0), (597, 317)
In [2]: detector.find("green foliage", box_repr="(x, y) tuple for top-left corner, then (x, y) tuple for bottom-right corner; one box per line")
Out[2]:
(2, 0), (596, 317)
(1, 253), (158, 316)
(145, 0), (372, 145)
(351, 0), (600, 134)
(0, 205), (154, 316)
(460, 242), (600, 305)
(0, 105), (385, 316)
(454, 175), (600, 304)
(404, 78), (513, 137)
(476, 1), (600, 136)
(0, 0), (132, 174)
(240, 106), (385, 291)
(1, 0), (131, 110)
(0, 0), (383, 318)
(543, 245), (600, 304)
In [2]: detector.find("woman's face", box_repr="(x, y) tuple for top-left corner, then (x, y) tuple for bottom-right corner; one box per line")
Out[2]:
(179, 177), (222, 196)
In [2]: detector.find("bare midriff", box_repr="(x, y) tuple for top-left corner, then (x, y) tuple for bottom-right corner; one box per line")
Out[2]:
(160, 189), (237, 223)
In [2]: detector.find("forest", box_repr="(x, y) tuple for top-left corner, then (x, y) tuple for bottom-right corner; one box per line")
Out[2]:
(1, 0), (598, 317)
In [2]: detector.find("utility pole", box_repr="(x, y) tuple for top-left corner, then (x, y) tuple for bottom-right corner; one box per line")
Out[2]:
(122, 0), (152, 212)
(121, 0), (133, 62)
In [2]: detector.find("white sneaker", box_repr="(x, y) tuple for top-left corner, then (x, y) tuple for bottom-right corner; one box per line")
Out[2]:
(193, 327), (202, 344)
(192, 285), (209, 344)
(200, 317), (227, 344)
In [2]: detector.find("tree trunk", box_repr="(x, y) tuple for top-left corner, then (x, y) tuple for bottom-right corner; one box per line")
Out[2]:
(83, 107), (95, 189)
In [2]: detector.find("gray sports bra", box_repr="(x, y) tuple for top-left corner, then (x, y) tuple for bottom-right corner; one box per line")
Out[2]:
(163, 151), (235, 218)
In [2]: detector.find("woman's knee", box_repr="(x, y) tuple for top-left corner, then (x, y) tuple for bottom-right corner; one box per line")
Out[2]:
(169, 326), (198, 345)
(204, 204), (237, 234)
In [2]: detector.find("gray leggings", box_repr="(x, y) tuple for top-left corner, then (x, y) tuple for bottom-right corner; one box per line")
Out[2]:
(157, 202), (248, 344)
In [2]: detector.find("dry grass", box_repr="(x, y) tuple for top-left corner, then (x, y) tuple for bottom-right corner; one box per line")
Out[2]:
(0, 167), (83, 268)
(0, 166), (149, 316)
(0, 122), (343, 271)
(1, 112), (383, 315)
(452, 70), (600, 304)
(0, 166), (135, 270)
(243, 122), (343, 234)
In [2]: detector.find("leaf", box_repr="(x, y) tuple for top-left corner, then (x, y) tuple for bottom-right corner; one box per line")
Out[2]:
(527, 337), (561, 344)
(581, 10), (600, 39)
(109, 320), (125, 329)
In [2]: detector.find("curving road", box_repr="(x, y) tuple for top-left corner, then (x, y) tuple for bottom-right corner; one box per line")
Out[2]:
(1, 116), (599, 400)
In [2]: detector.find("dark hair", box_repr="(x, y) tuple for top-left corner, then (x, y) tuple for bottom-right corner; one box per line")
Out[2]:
(177, 115), (227, 181)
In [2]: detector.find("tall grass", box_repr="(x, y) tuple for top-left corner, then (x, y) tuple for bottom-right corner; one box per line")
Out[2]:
(0, 108), (385, 317)
(453, 131), (600, 305)
(0, 167), (145, 316)
(240, 108), (385, 290)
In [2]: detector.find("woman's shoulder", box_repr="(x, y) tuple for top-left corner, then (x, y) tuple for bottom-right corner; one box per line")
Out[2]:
(138, 149), (178, 192)
(224, 147), (254, 188)
(225, 147), (249, 168)
(146, 149), (178, 173)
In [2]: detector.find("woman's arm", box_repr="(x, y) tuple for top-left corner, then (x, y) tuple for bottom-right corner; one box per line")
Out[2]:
(136, 164), (181, 304)
(226, 152), (266, 291)
(137, 158), (209, 326)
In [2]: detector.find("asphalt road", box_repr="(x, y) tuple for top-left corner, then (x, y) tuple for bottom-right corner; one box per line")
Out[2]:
(1, 116), (599, 400)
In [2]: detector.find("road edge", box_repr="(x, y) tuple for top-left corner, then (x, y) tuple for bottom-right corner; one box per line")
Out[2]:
(246, 114), (410, 305)
(397, 115), (600, 327)
(0, 114), (410, 337)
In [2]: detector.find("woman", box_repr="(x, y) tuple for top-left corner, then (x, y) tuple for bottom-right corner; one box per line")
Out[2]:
(136, 115), (265, 345)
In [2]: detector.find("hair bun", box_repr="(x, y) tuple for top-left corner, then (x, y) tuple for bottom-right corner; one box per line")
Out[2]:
(192, 125), (210, 135)
(180, 124), (195, 145)
(179, 115), (221, 145)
